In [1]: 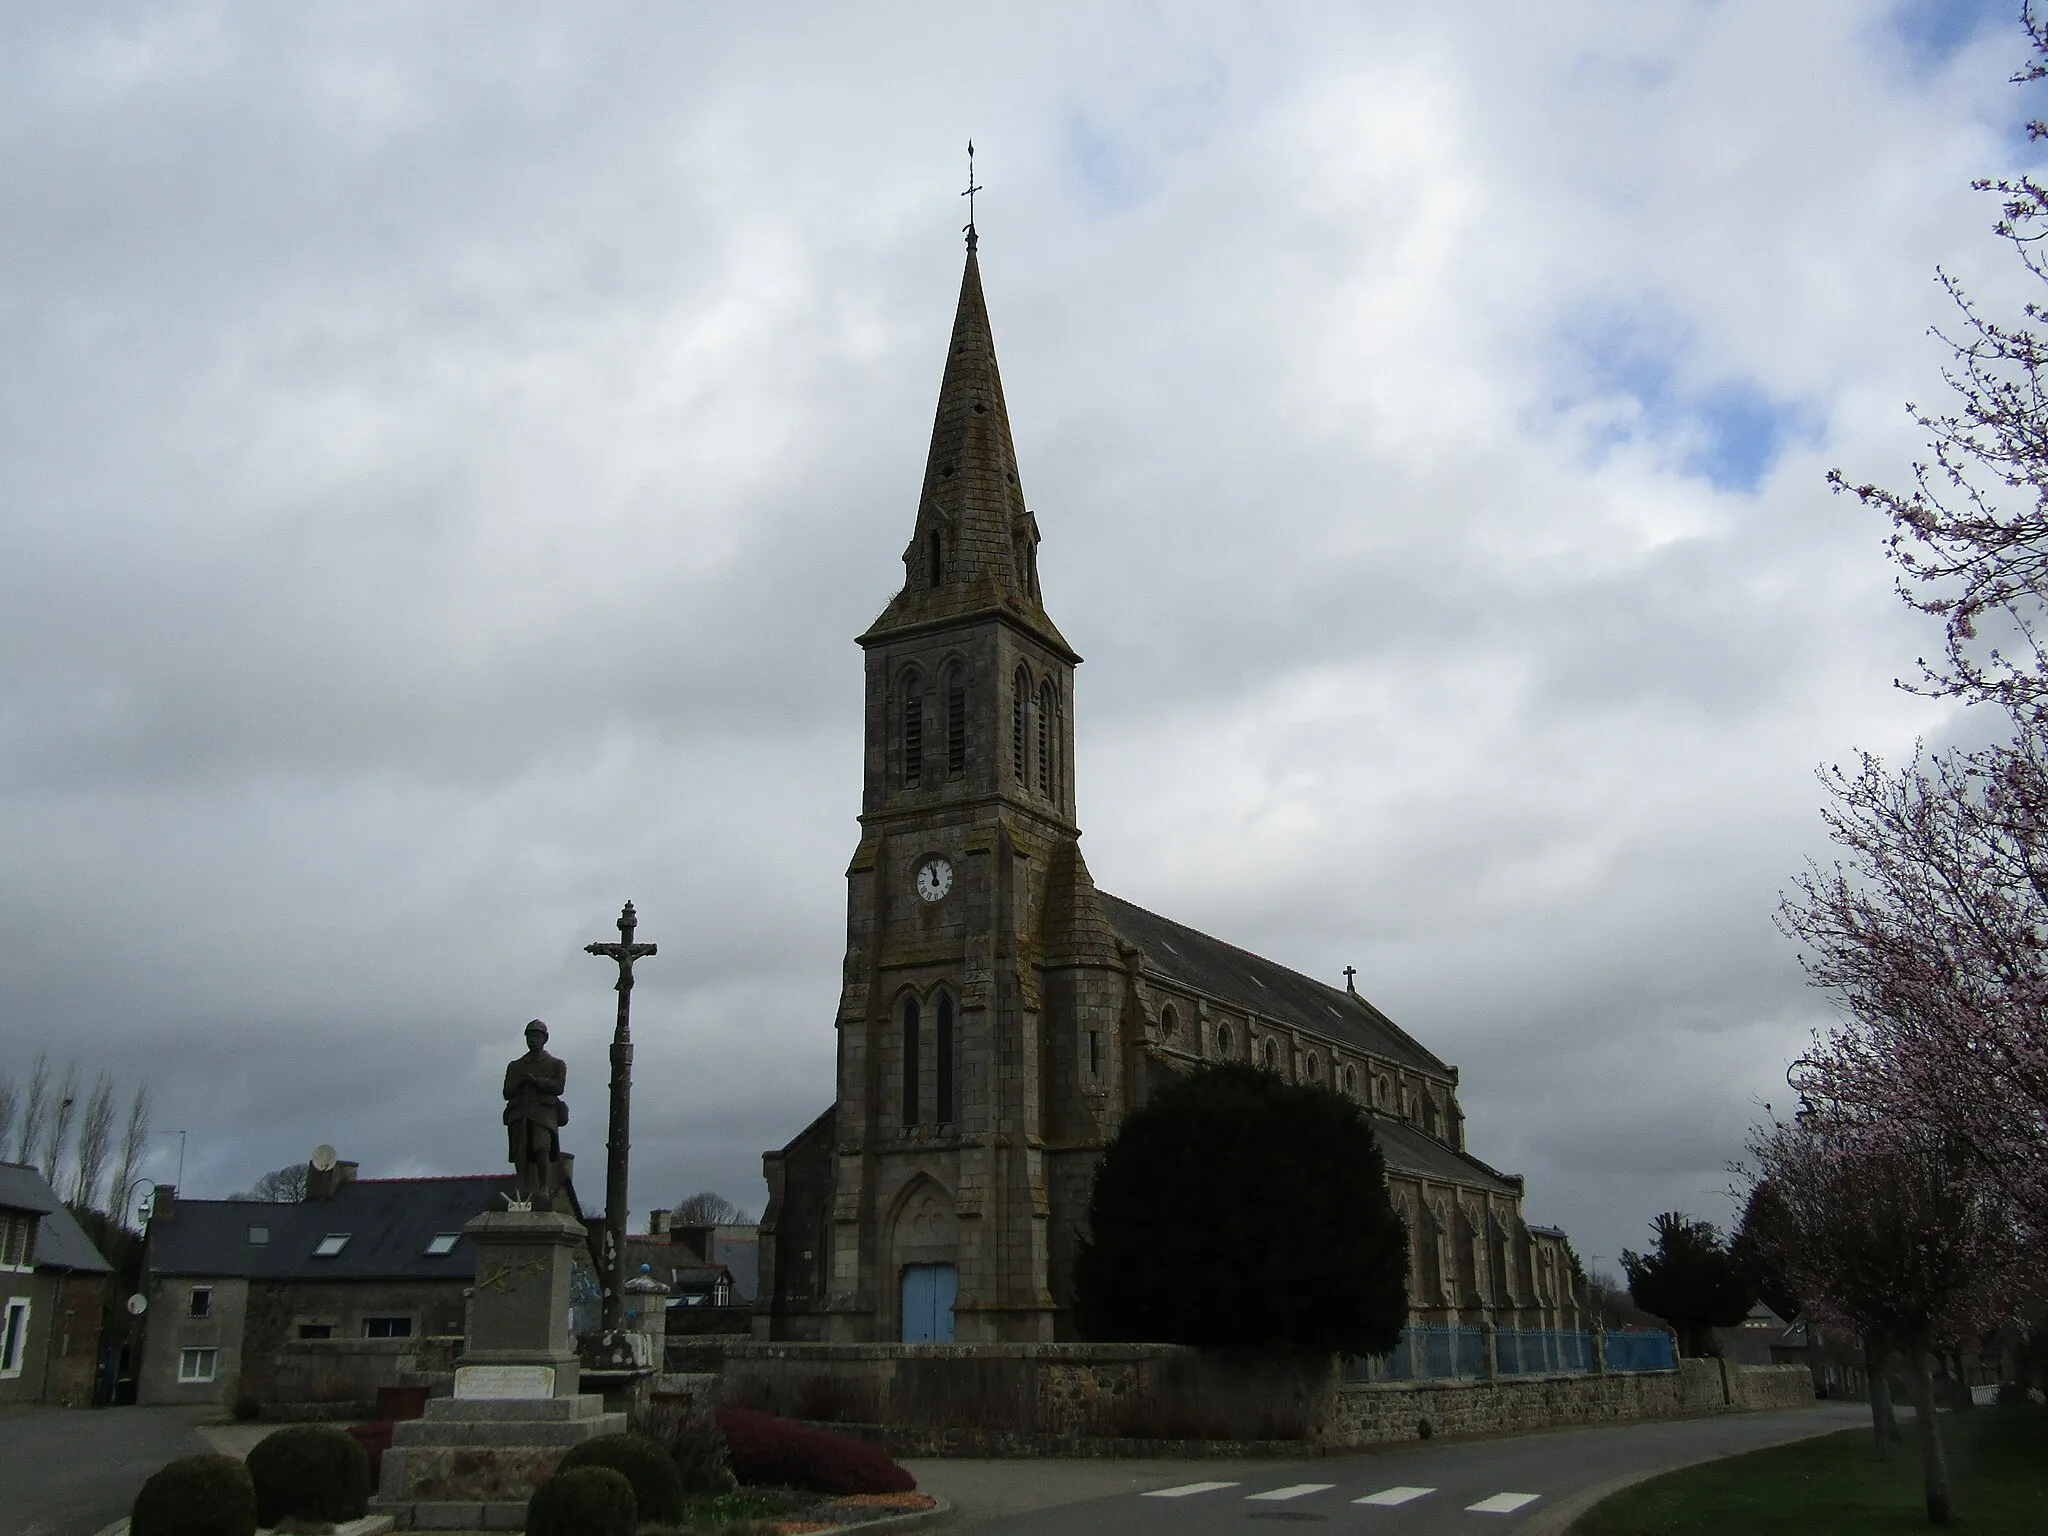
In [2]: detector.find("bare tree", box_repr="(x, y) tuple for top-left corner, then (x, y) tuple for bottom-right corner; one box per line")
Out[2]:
(0, 1071), (16, 1161)
(39, 1060), (79, 1192)
(110, 1085), (153, 1228)
(671, 1191), (754, 1226)
(14, 1051), (50, 1167)
(70, 1074), (117, 1211)
(230, 1164), (309, 1203)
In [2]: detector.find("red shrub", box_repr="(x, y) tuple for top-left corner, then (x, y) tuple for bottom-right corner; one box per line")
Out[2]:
(711, 1406), (915, 1495)
(345, 1421), (395, 1491)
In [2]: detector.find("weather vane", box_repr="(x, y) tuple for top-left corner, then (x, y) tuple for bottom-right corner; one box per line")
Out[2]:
(962, 140), (983, 251)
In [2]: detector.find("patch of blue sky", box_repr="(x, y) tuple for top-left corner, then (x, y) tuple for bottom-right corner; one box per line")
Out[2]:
(1888, 0), (2014, 74)
(1558, 308), (1821, 495)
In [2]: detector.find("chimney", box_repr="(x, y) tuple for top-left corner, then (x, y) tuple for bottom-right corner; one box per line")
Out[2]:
(306, 1159), (359, 1201)
(649, 1209), (671, 1236)
(150, 1184), (176, 1221)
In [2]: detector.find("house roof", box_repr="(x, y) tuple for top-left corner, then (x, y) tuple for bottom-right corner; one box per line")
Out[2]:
(0, 1162), (114, 1273)
(147, 1174), (530, 1282)
(1099, 893), (1451, 1077)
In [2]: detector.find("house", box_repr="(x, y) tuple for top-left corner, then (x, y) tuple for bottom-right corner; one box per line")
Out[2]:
(137, 1155), (582, 1417)
(0, 1161), (115, 1408)
(623, 1211), (759, 1337)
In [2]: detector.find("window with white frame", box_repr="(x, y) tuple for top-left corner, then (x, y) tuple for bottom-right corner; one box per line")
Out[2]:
(0, 1298), (28, 1377)
(363, 1316), (413, 1339)
(188, 1286), (212, 1319)
(178, 1347), (218, 1383)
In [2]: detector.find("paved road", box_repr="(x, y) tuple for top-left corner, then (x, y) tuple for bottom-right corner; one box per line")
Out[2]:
(911, 1402), (1869, 1534)
(0, 1407), (212, 1536)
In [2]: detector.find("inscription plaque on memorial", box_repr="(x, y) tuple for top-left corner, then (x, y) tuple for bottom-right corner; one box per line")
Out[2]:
(454, 1363), (557, 1401)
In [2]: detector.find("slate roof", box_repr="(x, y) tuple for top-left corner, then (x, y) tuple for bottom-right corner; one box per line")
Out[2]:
(1099, 893), (1451, 1077)
(0, 1161), (114, 1273)
(147, 1175), (527, 1281)
(1369, 1115), (1521, 1196)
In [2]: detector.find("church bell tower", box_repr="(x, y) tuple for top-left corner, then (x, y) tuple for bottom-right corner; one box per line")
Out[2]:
(812, 236), (1128, 1344)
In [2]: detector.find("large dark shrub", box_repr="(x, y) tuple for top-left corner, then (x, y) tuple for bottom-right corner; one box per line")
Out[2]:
(713, 1406), (915, 1495)
(1074, 1063), (1409, 1354)
(556, 1431), (683, 1523)
(1622, 1212), (1755, 1358)
(130, 1454), (258, 1536)
(245, 1424), (371, 1525)
(526, 1465), (635, 1536)
(345, 1421), (395, 1492)
(629, 1399), (736, 1493)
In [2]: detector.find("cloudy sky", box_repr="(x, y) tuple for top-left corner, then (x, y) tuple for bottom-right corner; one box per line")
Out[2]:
(0, 0), (2033, 1274)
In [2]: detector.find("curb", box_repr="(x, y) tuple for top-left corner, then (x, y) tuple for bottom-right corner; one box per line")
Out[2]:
(815, 1495), (955, 1535)
(1517, 1467), (1671, 1536)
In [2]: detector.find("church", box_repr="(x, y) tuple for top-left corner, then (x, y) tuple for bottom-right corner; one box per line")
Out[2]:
(755, 236), (1582, 1347)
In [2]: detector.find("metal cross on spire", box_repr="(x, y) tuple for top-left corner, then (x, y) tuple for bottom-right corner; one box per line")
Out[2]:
(586, 901), (658, 1331)
(962, 140), (983, 252)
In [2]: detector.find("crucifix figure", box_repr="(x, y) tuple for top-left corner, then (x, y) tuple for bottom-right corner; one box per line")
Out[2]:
(586, 900), (657, 1332)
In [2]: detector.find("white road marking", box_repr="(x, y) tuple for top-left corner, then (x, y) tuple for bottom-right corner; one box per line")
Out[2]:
(1467, 1492), (1542, 1514)
(1245, 1483), (1336, 1501)
(1355, 1486), (1436, 1506)
(1142, 1481), (1241, 1498)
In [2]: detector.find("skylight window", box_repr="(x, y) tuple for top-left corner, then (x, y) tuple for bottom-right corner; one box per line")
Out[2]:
(312, 1233), (350, 1257)
(425, 1233), (460, 1257)
(248, 1226), (269, 1245)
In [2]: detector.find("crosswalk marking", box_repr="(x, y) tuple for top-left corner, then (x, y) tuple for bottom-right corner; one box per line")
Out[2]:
(1355, 1486), (1436, 1506)
(1143, 1481), (1241, 1498)
(1245, 1483), (1336, 1501)
(1466, 1492), (1541, 1514)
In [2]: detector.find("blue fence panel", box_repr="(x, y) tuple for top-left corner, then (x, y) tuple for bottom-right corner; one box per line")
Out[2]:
(1604, 1330), (1677, 1372)
(1496, 1329), (1591, 1376)
(1347, 1325), (1604, 1383)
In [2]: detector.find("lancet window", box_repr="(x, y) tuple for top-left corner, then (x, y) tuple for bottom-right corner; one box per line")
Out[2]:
(902, 997), (921, 1127)
(945, 666), (966, 778)
(902, 671), (924, 788)
(1036, 680), (1054, 795)
(936, 993), (955, 1123)
(1012, 667), (1029, 782)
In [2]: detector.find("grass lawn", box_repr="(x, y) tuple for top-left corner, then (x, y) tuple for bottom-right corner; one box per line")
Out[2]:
(1573, 1402), (2047, 1534)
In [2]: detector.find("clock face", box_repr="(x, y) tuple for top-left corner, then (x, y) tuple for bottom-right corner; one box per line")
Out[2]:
(915, 857), (954, 904)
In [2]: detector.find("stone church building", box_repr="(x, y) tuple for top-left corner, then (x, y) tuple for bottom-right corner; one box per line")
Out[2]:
(756, 240), (1581, 1347)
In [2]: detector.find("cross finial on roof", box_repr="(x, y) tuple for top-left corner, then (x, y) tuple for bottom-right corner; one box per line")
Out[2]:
(1343, 965), (1358, 996)
(962, 140), (983, 252)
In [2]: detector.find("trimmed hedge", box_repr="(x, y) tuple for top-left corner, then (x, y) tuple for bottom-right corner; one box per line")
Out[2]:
(527, 1464), (636, 1536)
(130, 1454), (258, 1536)
(556, 1431), (683, 1523)
(245, 1424), (371, 1525)
(712, 1406), (916, 1495)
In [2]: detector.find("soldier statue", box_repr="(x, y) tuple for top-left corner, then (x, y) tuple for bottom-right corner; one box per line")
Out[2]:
(504, 1018), (569, 1207)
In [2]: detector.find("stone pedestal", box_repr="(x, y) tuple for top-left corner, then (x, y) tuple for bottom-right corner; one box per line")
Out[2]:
(373, 1210), (617, 1529)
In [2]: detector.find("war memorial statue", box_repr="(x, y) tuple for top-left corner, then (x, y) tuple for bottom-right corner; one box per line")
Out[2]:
(504, 1017), (570, 1209)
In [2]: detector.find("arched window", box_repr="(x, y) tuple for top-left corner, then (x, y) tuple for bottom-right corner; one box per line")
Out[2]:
(946, 666), (967, 778)
(1261, 1038), (1279, 1072)
(902, 998), (921, 1126)
(1341, 1065), (1358, 1097)
(936, 994), (955, 1123)
(902, 672), (923, 788)
(927, 527), (945, 587)
(1011, 668), (1030, 782)
(1159, 1004), (1178, 1040)
(1035, 680), (1053, 794)
(1216, 1024), (1232, 1057)
(1305, 1052), (1321, 1082)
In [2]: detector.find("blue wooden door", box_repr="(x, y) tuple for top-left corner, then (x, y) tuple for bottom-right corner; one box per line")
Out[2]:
(900, 1263), (958, 1342)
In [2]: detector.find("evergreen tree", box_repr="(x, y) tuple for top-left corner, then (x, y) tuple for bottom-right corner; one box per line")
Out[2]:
(1074, 1063), (1408, 1355)
(1621, 1212), (1755, 1357)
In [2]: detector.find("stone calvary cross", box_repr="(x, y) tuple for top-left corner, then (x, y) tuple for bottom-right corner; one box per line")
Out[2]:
(586, 900), (657, 1333)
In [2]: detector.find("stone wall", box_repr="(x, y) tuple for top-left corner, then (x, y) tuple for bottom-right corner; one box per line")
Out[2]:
(251, 1335), (461, 1420)
(700, 1342), (1813, 1454)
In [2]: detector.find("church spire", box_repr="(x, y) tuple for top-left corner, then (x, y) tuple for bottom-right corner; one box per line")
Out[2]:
(863, 238), (1074, 659)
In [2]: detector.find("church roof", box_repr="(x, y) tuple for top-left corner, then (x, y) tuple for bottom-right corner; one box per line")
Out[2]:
(862, 247), (1075, 660)
(1369, 1114), (1522, 1195)
(1098, 892), (1451, 1078)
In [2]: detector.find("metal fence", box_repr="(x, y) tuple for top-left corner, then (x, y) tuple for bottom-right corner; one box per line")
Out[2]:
(1343, 1325), (1676, 1384)
(1495, 1328), (1592, 1376)
(1602, 1329), (1677, 1373)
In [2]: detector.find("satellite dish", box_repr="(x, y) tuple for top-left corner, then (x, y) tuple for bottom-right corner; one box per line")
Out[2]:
(310, 1145), (337, 1172)
(126, 1293), (148, 1316)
